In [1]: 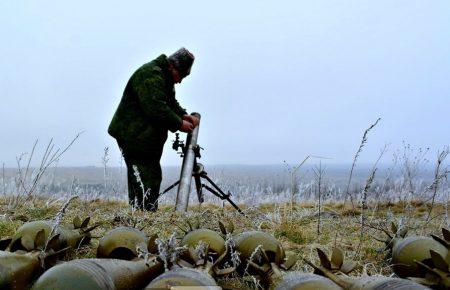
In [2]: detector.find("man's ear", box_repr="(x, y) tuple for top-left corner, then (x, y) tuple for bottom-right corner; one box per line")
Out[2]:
(168, 63), (178, 74)
(172, 69), (181, 83)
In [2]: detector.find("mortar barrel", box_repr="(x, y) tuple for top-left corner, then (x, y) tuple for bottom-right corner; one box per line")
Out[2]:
(175, 112), (201, 212)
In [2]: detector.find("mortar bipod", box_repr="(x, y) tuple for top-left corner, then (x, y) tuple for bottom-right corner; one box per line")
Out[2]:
(160, 133), (243, 215)
(192, 161), (243, 215)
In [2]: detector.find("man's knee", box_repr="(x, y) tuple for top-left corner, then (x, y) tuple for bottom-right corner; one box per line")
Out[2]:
(122, 154), (162, 211)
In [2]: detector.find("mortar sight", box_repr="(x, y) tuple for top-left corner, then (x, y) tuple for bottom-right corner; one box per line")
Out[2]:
(164, 113), (243, 214)
(171, 133), (185, 155)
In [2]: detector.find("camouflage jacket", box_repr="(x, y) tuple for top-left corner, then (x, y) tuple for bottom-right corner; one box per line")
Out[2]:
(108, 54), (187, 156)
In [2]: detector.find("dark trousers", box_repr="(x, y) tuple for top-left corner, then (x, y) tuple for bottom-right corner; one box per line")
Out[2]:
(118, 141), (162, 211)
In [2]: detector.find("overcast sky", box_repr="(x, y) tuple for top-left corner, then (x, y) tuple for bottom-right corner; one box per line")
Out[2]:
(0, 1), (449, 167)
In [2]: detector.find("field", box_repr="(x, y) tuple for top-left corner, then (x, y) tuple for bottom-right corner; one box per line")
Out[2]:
(1, 194), (449, 289)
(1, 143), (449, 289)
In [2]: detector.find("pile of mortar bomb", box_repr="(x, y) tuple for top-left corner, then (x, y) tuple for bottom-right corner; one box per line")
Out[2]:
(0, 216), (95, 289)
(3, 217), (450, 290)
(91, 222), (450, 289)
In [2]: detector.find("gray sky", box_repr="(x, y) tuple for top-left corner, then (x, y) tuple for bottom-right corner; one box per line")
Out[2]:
(1, 1), (449, 167)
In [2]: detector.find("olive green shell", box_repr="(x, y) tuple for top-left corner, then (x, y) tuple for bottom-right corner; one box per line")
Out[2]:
(275, 273), (342, 290)
(347, 276), (430, 290)
(97, 227), (148, 260)
(10, 221), (53, 251)
(58, 226), (92, 249)
(392, 236), (448, 277)
(181, 229), (225, 255)
(145, 268), (218, 289)
(32, 258), (163, 290)
(10, 220), (91, 252)
(234, 231), (285, 265)
(0, 251), (41, 290)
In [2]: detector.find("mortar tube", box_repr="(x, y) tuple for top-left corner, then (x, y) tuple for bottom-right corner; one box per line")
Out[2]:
(175, 113), (201, 212)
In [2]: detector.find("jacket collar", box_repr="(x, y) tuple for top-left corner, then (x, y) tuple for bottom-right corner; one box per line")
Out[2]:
(154, 54), (174, 87)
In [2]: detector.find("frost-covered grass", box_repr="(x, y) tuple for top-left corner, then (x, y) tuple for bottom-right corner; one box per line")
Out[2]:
(1, 140), (448, 288)
(0, 196), (448, 289)
(1, 163), (448, 206)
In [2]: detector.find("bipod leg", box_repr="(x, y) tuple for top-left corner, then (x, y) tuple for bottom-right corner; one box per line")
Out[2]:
(200, 175), (244, 215)
(194, 174), (204, 203)
(158, 180), (180, 198)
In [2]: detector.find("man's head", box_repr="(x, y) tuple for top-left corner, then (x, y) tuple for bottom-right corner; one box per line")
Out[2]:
(168, 48), (195, 83)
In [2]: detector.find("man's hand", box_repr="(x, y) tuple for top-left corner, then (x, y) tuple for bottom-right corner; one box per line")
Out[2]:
(180, 120), (194, 133)
(182, 115), (200, 127)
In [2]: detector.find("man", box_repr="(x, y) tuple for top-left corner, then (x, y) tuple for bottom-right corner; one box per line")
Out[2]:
(108, 48), (199, 211)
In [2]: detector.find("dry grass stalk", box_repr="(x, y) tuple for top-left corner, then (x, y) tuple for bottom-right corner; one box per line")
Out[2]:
(425, 146), (449, 222)
(44, 195), (79, 252)
(345, 118), (381, 208)
(284, 156), (310, 210)
(313, 162), (325, 236)
(358, 168), (377, 255)
(366, 144), (389, 224)
(284, 155), (330, 213)
(102, 146), (110, 192)
(9, 132), (83, 209)
(2, 162), (5, 196)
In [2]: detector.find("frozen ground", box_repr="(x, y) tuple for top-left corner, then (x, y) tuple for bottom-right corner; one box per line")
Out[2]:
(1, 163), (447, 207)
